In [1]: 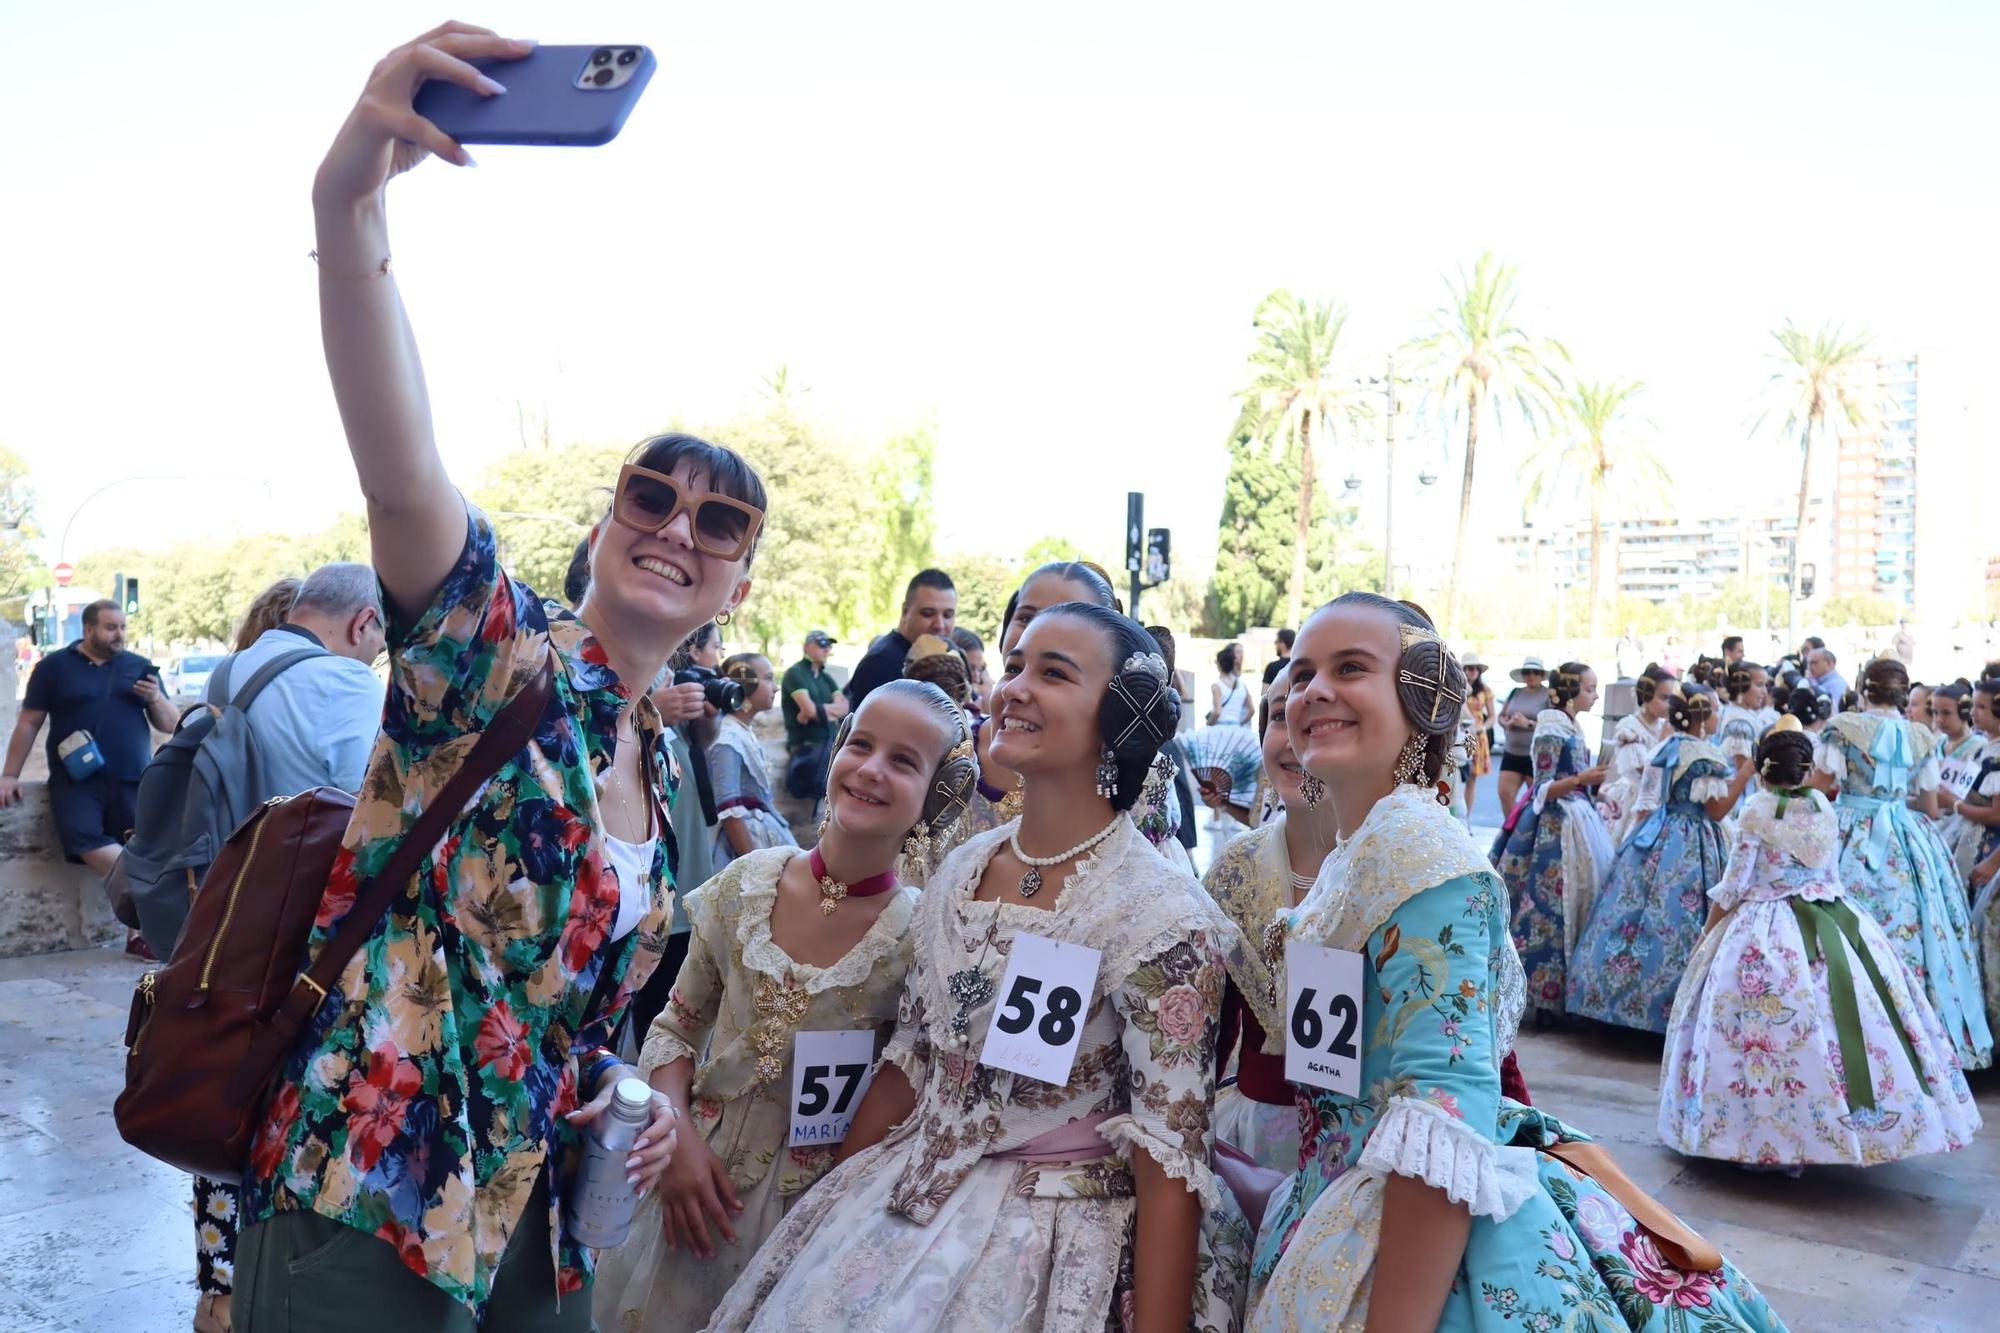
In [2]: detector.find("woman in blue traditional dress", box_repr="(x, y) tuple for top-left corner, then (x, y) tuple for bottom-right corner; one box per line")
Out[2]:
(1571, 692), (1752, 1032)
(707, 654), (800, 870)
(1661, 722), (1979, 1169)
(1494, 661), (1615, 1019)
(1247, 594), (1786, 1332)
(1816, 658), (1991, 1071)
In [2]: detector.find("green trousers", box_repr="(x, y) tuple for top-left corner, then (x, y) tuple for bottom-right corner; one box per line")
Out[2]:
(234, 1181), (595, 1332)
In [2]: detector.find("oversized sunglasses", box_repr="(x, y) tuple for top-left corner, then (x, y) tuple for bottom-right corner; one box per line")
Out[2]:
(611, 464), (765, 561)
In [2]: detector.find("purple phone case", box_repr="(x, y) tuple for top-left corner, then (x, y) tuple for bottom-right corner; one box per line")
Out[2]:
(414, 45), (656, 147)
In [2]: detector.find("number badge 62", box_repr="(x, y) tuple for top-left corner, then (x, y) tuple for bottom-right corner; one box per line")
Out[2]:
(1281, 940), (1365, 1096)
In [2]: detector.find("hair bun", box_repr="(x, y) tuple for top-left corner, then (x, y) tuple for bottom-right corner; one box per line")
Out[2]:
(1104, 657), (1179, 760)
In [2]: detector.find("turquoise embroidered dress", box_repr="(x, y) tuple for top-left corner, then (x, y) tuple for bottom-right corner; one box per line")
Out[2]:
(1250, 789), (1786, 1332)
(1817, 710), (1991, 1071)
(1494, 710), (1614, 1017)
(1569, 736), (1733, 1033)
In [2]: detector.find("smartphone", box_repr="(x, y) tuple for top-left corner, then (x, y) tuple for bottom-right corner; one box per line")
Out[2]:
(415, 44), (656, 147)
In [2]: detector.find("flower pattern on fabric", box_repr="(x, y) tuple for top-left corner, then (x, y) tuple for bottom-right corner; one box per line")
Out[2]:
(242, 506), (678, 1316)
(1818, 712), (1991, 1070)
(1495, 713), (1613, 1018)
(1571, 740), (1732, 1033)
(1659, 789), (1979, 1166)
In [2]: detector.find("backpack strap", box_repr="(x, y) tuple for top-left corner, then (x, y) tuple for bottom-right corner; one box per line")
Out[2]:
(228, 648), (326, 713)
(257, 652), (556, 1062)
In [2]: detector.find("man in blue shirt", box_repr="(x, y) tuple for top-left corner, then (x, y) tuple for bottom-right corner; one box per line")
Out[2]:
(1, 599), (178, 875)
(1806, 645), (1851, 705)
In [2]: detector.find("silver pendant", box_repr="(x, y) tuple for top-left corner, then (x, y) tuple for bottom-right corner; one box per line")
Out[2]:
(947, 968), (996, 1034)
(1018, 866), (1044, 898)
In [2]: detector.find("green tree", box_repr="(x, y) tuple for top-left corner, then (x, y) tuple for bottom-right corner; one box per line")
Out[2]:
(470, 441), (626, 600)
(862, 425), (940, 632)
(1760, 320), (1874, 646)
(1210, 436), (1375, 636)
(1233, 291), (1373, 628)
(0, 445), (41, 605)
(1404, 252), (1567, 634)
(1520, 380), (1666, 642)
(939, 551), (1020, 645)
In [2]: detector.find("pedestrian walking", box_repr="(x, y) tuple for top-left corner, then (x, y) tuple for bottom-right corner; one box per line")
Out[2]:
(1494, 656), (1550, 814)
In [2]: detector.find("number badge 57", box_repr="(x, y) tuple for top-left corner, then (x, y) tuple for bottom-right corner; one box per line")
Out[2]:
(1282, 940), (1364, 1096)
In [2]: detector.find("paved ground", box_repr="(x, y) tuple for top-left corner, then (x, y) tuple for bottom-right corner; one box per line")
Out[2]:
(8, 930), (2000, 1331)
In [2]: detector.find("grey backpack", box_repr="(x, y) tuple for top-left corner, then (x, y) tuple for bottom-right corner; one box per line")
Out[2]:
(113, 647), (324, 956)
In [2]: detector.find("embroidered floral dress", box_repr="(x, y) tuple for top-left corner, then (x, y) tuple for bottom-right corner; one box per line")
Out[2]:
(1717, 703), (1764, 771)
(705, 818), (1252, 1332)
(1659, 789), (1979, 1167)
(1598, 712), (1670, 846)
(592, 847), (916, 1331)
(1251, 790), (1786, 1333)
(1570, 736), (1733, 1033)
(1206, 815), (1307, 1173)
(708, 714), (798, 870)
(1817, 711), (1991, 1070)
(1494, 710), (1615, 1018)
(1938, 732), (1995, 881)
(242, 506), (676, 1316)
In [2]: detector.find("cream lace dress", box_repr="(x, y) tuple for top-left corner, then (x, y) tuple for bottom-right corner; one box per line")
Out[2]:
(703, 817), (1252, 1332)
(591, 848), (917, 1333)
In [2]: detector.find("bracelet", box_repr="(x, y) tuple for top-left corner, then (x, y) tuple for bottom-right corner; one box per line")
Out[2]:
(583, 1050), (623, 1096)
(309, 249), (393, 278)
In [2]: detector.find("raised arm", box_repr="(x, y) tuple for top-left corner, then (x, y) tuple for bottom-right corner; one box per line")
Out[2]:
(311, 23), (535, 622)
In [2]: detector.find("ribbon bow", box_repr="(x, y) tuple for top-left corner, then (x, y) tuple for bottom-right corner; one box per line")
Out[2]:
(1631, 736), (1683, 850)
(1859, 720), (1914, 870)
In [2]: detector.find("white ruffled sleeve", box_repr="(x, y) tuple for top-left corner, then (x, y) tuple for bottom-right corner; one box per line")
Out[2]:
(1689, 775), (1731, 804)
(1357, 1097), (1537, 1221)
(1815, 733), (1847, 781)
(1913, 754), (1941, 794)
(1981, 769), (2000, 800)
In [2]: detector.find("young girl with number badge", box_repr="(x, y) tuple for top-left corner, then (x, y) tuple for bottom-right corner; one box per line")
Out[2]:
(707, 603), (1247, 1332)
(593, 681), (978, 1331)
(1249, 594), (1785, 1332)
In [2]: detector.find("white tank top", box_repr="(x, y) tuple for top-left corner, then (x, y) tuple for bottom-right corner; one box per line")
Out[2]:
(604, 834), (659, 941)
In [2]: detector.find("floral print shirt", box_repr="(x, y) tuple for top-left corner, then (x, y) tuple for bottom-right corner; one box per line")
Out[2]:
(243, 505), (676, 1315)
(637, 847), (917, 1197)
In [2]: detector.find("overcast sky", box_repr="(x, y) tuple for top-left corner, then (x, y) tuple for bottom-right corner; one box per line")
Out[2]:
(4, 1), (1993, 574)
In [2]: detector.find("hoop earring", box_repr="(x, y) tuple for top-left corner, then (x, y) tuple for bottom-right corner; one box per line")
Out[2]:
(1392, 734), (1427, 787)
(1299, 772), (1326, 809)
(714, 610), (732, 626)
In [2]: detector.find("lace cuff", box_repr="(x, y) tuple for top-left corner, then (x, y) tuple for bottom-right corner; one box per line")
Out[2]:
(638, 1028), (699, 1080)
(1098, 1112), (1222, 1209)
(1720, 735), (1754, 762)
(1689, 776), (1731, 804)
(1531, 780), (1556, 816)
(1815, 738), (1846, 781)
(1913, 756), (1941, 795)
(880, 1025), (929, 1090)
(1356, 1097), (1537, 1222)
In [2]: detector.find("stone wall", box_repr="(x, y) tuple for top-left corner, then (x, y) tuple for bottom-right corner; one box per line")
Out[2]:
(0, 784), (120, 958)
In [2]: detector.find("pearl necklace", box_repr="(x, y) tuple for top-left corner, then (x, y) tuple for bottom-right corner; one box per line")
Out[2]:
(1289, 870), (1316, 894)
(1008, 814), (1123, 898)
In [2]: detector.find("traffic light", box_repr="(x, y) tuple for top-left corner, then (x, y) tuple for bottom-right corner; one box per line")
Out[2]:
(1798, 562), (1816, 601)
(1144, 528), (1171, 587)
(123, 577), (140, 617)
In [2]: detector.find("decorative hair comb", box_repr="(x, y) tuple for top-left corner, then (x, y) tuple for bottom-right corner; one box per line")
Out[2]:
(1123, 651), (1169, 681)
(1771, 714), (1803, 734)
(1399, 622), (1441, 650)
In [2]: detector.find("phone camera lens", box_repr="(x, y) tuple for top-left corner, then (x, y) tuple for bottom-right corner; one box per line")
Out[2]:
(591, 48), (613, 67)
(616, 49), (638, 66)
(592, 67), (614, 86)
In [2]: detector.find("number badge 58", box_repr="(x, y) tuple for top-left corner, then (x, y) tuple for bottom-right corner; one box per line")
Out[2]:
(980, 933), (1101, 1086)
(1282, 940), (1364, 1096)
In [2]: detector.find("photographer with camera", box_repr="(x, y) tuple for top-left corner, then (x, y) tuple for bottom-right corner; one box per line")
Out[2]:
(706, 653), (797, 869)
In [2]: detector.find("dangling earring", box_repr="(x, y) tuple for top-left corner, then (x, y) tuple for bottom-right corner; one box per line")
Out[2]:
(1392, 734), (1427, 787)
(902, 826), (930, 862)
(1299, 772), (1326, 808)
(714, 609), (732, 626)
(1095, 745), (1120, 801)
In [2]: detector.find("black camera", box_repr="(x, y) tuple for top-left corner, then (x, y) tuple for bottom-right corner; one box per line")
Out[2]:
(675, 663), (744, 715)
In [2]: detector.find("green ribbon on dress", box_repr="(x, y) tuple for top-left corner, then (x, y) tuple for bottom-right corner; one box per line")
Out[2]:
(1788, 896), (1931, 1112)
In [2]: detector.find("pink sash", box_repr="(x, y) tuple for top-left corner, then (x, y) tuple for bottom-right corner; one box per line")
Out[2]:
(991, 1110), (1117, 1163)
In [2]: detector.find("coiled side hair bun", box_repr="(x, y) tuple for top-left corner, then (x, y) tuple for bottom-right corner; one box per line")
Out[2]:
(1861, 658), (1911, 710)
(1667, 691), (1713, 735)
(1551, 661), (1592, 711)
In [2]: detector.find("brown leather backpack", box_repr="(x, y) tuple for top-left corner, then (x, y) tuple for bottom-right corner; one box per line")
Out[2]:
(116, 657), (553, 1178)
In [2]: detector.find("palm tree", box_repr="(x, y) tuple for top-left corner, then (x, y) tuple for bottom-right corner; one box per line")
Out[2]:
(1404, 252), (1566, 634)
(1520, 380), (1667, 643)
(1233, 290), (1372, 628)
(1760, 321), (1874, 646)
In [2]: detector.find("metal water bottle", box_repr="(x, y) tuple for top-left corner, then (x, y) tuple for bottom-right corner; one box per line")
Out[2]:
(567, 1077), (652, 1249)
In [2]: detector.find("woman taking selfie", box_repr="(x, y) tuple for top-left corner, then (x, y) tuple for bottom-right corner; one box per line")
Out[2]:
(592, 681), (978, 1331)
(236, 25), (759, 1329)
(1249, 595), (1784, 1332)
(707, 604), (1247, 1331)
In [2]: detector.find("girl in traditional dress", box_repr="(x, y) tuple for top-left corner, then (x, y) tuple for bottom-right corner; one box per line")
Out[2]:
(1249, 594), (1785, 1332)
(1661, 723), (1979, 1168)
(1571, 692), (1753, 1032)
(1718, 660), (1773, 776)
(708, 654), (799, 869)
(707, 603), (1248, 1332)
(1817, 659), (1992, 1071)
(1494, 661), (1614, 1019)
(1597, 665), (1674, 845)
(593, 681), (979, 1332)
(1953, 679), (2000, 882)
(1929, 682), (1988, 880)
(1205, 666), (1339, 1172)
